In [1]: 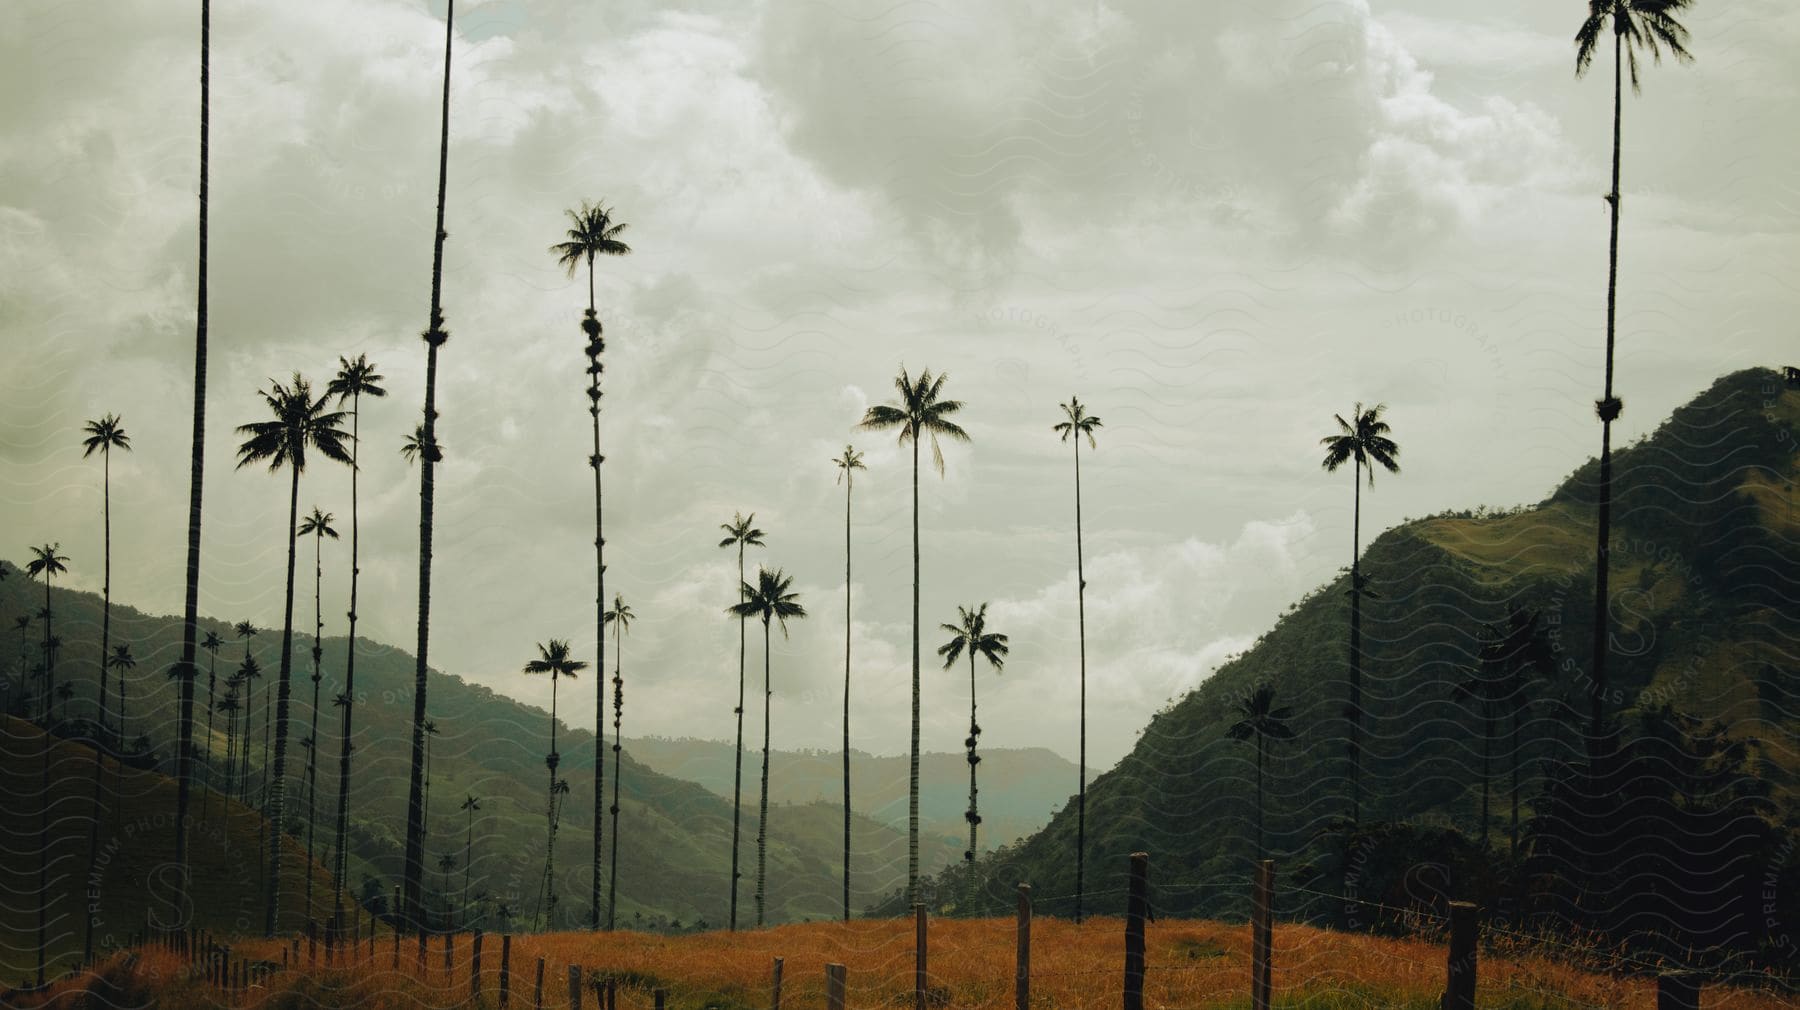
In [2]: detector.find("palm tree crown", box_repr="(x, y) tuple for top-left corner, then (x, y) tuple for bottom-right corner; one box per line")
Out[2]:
(297, 508), (338, 542)
(729, 567), (807, 632)
(524, 640), (588, 683)
(937, 603), (1009, 673)
(326, 354), (389, 409)
(860, 367), (970, 472)
(1053, 397), (1101, 448)
(833, 446), (865, 484)
(1320, 403), (1400, 484)
(81, 414), (132, 458)
(25, 544), (69, 584)
(718, 513), (766, 552)
(235, 376), (353, 474)
(1576, 0), (1694, 90)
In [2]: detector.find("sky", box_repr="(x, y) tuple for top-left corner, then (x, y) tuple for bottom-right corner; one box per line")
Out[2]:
(2, 0), (1795, 772)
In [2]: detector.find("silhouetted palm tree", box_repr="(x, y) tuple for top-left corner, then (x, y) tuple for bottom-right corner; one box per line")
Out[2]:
(25, 544), (68, 723)
(236, 374), (352, 934)
(11, 616), (29, 715)
(403, 0), (458, 934)
(832, 446), (864, 920)
(937, 602), (1008, 897)
(729, 566), (806, 927)
(296, 506), (338, 921)
(81, 414), (131, 733)
(438, 852), (458, 925)
(1574, 0), (1694, 740)
(860, 367), (969, 902)
(56, 681), (73, 721)
(237, 653), (262, 804)
(107, 645), (136, 740)
(1227, 685), (1295, 857)
(1319, 402), (1399, 825)
(717, 511), (765, 930)
(460, 794), (480, 926)
(524, 640), (586, 930)
(218, 687), (241, 801)
(1053, 395), (1100, 920)
(172, 0), (215, 907)
(553, 202), (631, 929)
(200, 631), (223, 809)
(604, 593), (634, 930)
(326, 353), (385, 918)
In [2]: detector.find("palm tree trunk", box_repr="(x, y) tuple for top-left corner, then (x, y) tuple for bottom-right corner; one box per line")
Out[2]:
(1590, 28), (1623, 743)
(463, 813), (473, 923)
(1349, 462), (1362, 826)
(304, 531), (323, 921)
(730, 544), (746, 930)
(607, 646), (621, 930)
(333, 390), (363, 916)
(1480, 710), (1492, 843)
(908, 430), (921, 904)
(1073, 431), (1087, 923)
(264, 462), (303, 935)
(172, 0), (211, 909)
(100, 446), (112, 734)
(36, 725), (49, 987)
(41, 576), (52, 721)
(757, 619), (772, 926)
(966, 650), (978, 906)
(542, 679), (558, 930)
(204, 652), (216, 814)
(403, 0), (455, 935)
(590, 334), (606, 931)
(1255, 736), (1265, 857)
(1510, 706), (1522, 856)
(842, 473), (853, 921)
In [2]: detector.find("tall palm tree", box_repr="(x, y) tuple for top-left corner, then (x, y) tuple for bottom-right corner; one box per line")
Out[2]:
(523, 640), (586, 930)
(296, 506), (338, 921)
(832, 446), (864, 920)
(172, 0), (214, 907)
(56, 681), (73, 722)
(729, 566), (806, 927)
(107, 645), (136, 741)
(438, 853), (458, 926)
(200, 631), (223, 809)
(218, 686), (241, 802)
(25, 545), (68, 722)
(236, 654), (262, 803)
(1454, 646), (1507, 845)
(11, 615), (30, 714)
(1227, 685), (1295, 857)
(1574, 0), (1694, 741)
(460, 794), (480, 926)
(326, 354), (386, 918)
(717, 511), (765, 930)
(236, 374), (352, 934)
(937, 603), (1008, 899)
(552, 201), (631, 931)
(1319, 402), (1399, 826)
(604, 594), (634, 930)
(1052, 395), (1100, 920)
(859, 367), (969, 902)
(403, 0), (458, 934)
(81, 414), (131, 734)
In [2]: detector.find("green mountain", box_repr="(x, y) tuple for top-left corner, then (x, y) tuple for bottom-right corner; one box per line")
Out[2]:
(0, 572), (962, 943)
(623, 737), (1079, 854)
(963, 368), (1799, 934)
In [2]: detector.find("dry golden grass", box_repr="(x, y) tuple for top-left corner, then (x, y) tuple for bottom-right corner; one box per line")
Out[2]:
(16, 916), (1795, 1009)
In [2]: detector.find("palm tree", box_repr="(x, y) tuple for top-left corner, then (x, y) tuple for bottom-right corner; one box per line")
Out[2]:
(936, 602), (1008, 899)
(56, 681), (73, 721)
(326, 354), (386, 918)
(1319, 402), (1399, 825)
(1574, 0), (1694, 741)
(403, 0), (458, 935)
(172, 0), (215, 908)
(832, 446), (864, 920)
(423, 719), (440, 846)
(107, 645), (136, 744)
(604, 594), (634, 930)
(200, 631), (223, 810)
(459, 794), (480, 926)
(81, 414), (131, 734)
(1226, 685), (1295, 857)
(438, 853), (459, 926)
(217, 687), (242, 802)
(25, 544), (69, 723)
(717, 511), (765, 930)
(1454, 646), (1507, 845)
(236, 654), (262, 803)
(12, 615), (30, 712)
(1053, 395), (1100, 920)
(523, 640), (586, 930)
(728, 566), (806, 927)
(859, 367), (969, 902)
(552, 204), (631, 931)
(235, 374), (352, 934)
(296, 506), (338, 921)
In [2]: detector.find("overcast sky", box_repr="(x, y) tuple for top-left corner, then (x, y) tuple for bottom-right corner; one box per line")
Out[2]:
(3, 0), (1794, 771)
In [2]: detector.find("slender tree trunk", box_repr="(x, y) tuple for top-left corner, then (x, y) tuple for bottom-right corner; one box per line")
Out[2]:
(842, 472), (853, 921)
(966, 651), (978, 906)
(757, 619), (772, 926)
(172, 0), (211, 912)
(1349, 462), (1362, 826)
(100, 447), (112, 734)
(42, 576), (53, 720)
(83, 448), (115, 962)
(304, 530), (323, 921)
(1480, 710), (1492, 843)
(730, 544), (746, 930)
(463, 812), (473, 923)
(403, 0), (455, 934)
(1510, 705), (1522, 857)
(36, 721), (49, 987)
(1590, 28), (1624, 743)
(203, 651), (216, 815)
(908, 430), (920, 903)
(589, 300), (607, 931)
(542, 679), (558, 930)
(1073, 432), (1087, 922)
(607, 642), (621, 930)
(333, 391), (363, 916)
(264, 462), (303, 935)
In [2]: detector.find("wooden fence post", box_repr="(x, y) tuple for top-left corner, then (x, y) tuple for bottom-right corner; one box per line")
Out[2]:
(1124, 852), (1148, 1010)
(654, 988), (667, 1010)
(499, 933), (512, 1008)
(415, 928), (426, 975)
(914, 903), (928, 1010)
(771, 956), (785, 1010)
(826, 963), (848, 1010)
(534, 954), (545, 1010)
(607, 975), (618, 1010)
(1252, 859), (1274, 1010)
(568, 964), (583, 1010)
(307, 918), (318, 966)
(443, 930), (453, 981)
(1442, 901), (1478, 1010)
(1016, 883), (1031, 1010)
(471, 930), (483, 1000)
(1656, 972), (1699, 1010)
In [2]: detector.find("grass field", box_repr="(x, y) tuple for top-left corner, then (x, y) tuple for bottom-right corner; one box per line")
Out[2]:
(11, 916), (1794, 1009)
